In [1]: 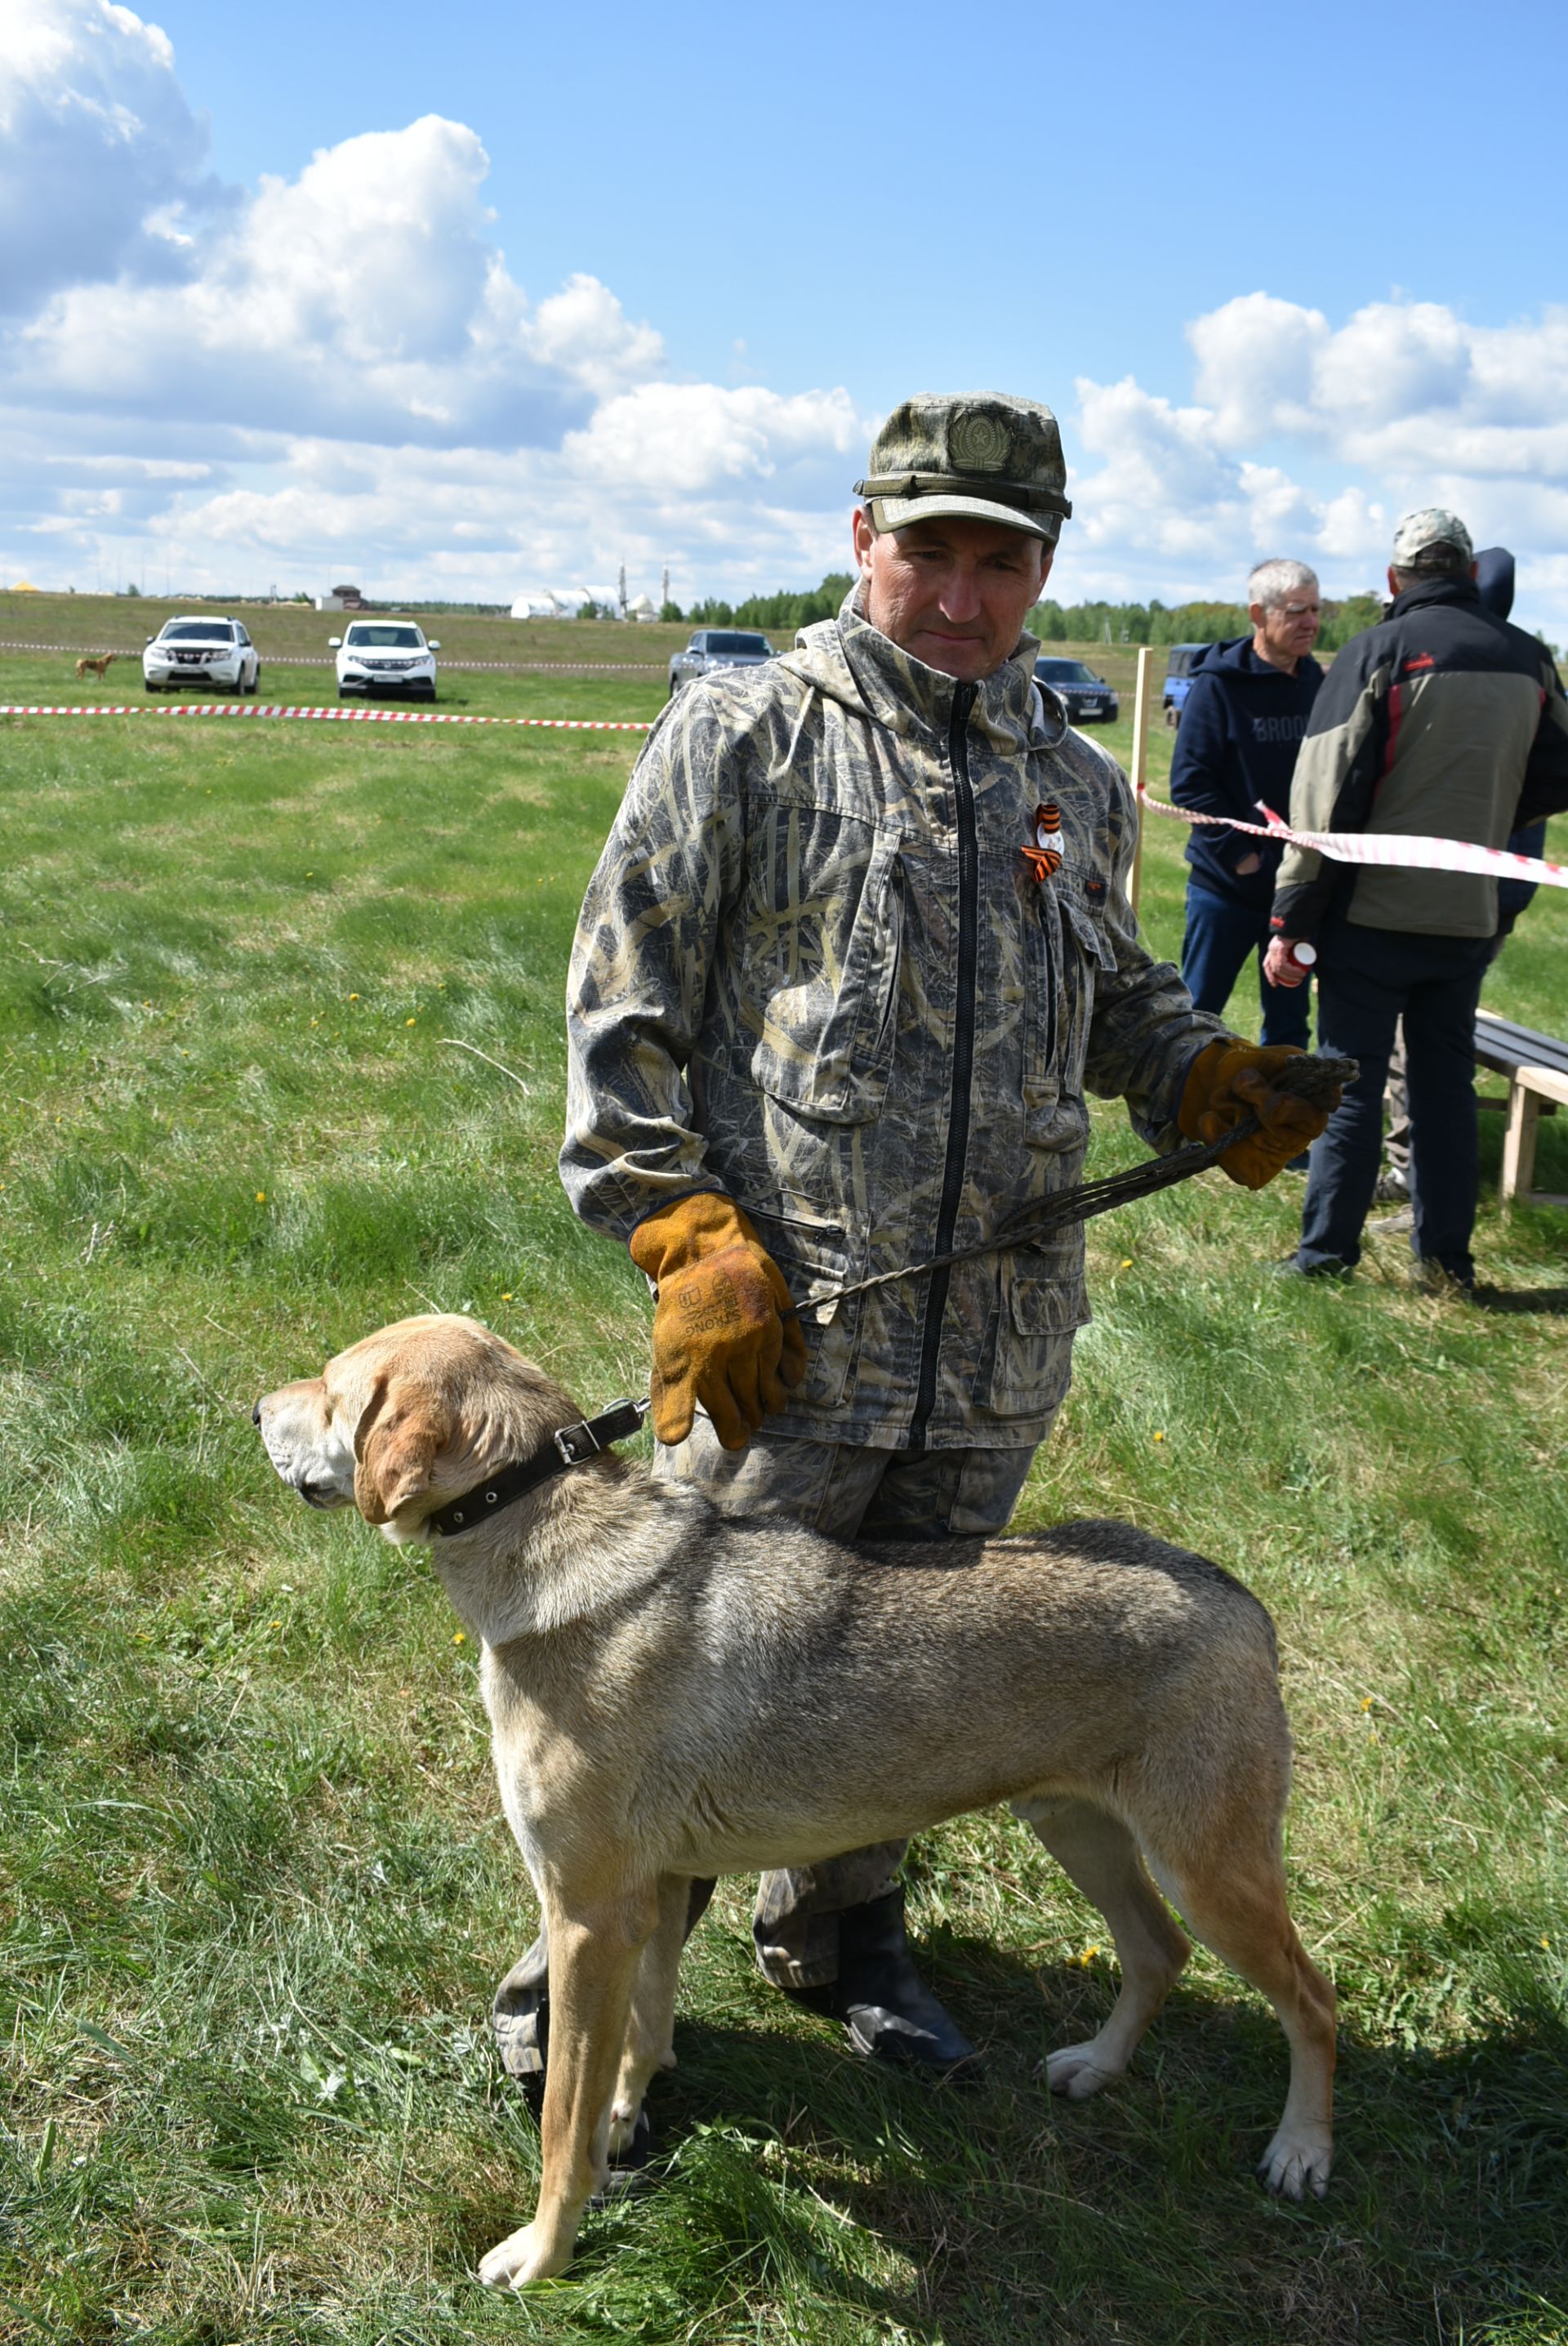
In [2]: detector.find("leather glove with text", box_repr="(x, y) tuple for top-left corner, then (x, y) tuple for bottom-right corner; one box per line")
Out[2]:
(1177, 1041), (1339, 1191)
(628, 1193), (808, 1450)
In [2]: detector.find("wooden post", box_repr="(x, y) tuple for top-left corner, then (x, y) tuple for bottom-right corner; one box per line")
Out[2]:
(1129, 644), (1154, 920)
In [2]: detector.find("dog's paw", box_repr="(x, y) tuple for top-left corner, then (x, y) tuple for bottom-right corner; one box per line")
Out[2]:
(479, 2222), (568, 2290)
(1045, 2040), (1122, 2100)
(1257, 2125), (1332, 2201)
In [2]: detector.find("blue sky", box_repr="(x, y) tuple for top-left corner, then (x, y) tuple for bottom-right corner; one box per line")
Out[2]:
(4, 0), (1566, 634)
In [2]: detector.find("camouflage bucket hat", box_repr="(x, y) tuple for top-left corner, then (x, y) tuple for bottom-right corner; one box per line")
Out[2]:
(855, 392), (1072, 544)
(1392, 506), (1474, 569)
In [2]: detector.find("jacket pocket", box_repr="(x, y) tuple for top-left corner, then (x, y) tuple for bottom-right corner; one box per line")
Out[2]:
(972, 1233), (1090, 1416)
(1022, 874), (1112, 1144)
(746, 811), (902, 1123)
(744, 1203), (858, 1412)
(1054, 882), (1116, 1104)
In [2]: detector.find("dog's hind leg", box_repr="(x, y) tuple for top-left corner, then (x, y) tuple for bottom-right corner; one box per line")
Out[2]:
(1147, 1826), (1335, 2202)
(607, 1872), (691, 2156)
(479, 1887), (656, 2289)
(1019, 1797), (1191, 2100)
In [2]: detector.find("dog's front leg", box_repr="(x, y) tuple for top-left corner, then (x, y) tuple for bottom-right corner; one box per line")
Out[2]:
(479, 1890), (654, 2289)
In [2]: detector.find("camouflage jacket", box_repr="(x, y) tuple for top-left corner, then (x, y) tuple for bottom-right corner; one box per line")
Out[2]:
(562, 591), (1224, 1448)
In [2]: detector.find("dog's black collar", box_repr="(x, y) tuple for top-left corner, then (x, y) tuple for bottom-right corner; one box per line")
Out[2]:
(425, 1396), (649, 1540)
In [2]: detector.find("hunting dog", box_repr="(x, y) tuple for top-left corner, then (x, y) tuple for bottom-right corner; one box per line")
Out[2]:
(74, 653), (118, 681)
(255, 1313), (1334, 2288)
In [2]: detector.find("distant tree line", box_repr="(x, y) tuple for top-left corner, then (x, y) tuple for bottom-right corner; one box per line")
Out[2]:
(654, 576), (1397, 653)
(664, 574), (856, 631)
(1028, 594), (1388, 653)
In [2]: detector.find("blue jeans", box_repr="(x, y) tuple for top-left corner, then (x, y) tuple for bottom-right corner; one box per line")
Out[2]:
(1180, 881), (1312, 1048)
(1297, 923), (1490, 1281)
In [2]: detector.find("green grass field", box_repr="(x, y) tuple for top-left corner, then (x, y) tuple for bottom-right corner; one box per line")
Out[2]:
(1, 650), (1566, 2345)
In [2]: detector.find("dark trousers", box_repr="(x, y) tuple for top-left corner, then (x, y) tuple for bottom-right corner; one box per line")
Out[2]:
(1180, 881), (1312, 1049)
(1298, 924), (1490, 1280)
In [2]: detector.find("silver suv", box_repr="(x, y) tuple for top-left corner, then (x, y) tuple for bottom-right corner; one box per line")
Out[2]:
(667, 629), (775, 698)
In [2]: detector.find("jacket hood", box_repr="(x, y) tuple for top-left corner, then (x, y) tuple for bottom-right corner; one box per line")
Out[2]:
(1188, 634), (1323, 681)
(1475, 546), (1515, 620)
(778, 585), (1067, 756)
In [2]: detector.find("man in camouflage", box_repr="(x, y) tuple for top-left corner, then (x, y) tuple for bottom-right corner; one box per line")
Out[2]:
(494, 392), (1330, 2089)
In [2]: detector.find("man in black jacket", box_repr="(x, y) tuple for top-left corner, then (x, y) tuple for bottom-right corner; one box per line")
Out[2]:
(1267, 510), (1568, 1288)
(1375, 547), (1549, 1210)
(1170, 559), (1323, 1048)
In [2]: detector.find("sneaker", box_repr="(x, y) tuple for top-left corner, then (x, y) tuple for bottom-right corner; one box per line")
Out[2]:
(1271, 1256), (1352, 1281)
(1368, 1205), (1415, 1235)
(1284, 1152), (1312, 1175)
(1373, 1171), (1410, 1205)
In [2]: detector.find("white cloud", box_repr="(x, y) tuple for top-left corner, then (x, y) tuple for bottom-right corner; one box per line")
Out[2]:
(4, 1), (1568, 644)
(1067, 295), (1568, 637)
(0, 0), (228, 311)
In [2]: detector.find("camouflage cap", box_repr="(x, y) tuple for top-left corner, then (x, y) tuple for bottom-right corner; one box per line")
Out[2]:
(1392, 506), (1474, 569)
(855, 392), (1072, 543)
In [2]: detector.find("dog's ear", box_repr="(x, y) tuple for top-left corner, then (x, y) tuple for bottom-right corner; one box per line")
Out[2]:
(353, 1375), (452, 1523)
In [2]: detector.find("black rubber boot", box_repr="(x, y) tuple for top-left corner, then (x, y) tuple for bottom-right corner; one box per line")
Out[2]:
(819, 1890), (981, 2079)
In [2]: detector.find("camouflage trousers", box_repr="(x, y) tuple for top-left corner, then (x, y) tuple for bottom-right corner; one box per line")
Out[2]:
(656, 1421), (1038, 1990)
(491, 1422), (1040, 2063)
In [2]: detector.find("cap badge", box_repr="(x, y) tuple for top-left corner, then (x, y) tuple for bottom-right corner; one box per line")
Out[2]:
(950, 411), (1010, 473)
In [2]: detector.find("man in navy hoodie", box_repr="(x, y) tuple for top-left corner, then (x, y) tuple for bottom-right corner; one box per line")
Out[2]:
(1170, 558), (1324, 1048)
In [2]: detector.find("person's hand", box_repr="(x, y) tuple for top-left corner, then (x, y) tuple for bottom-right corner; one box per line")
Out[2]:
(1178, 1041), (1339, 1190)
(1263, 936), (1308, 988)
(628, 1193), (808, 1449)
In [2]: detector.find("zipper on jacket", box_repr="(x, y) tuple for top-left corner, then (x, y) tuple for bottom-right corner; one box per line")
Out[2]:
(908, 680), (978, 1451)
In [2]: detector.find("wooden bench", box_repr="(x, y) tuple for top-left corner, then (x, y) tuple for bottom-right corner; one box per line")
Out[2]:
(1473, 1008), (1568, 1207)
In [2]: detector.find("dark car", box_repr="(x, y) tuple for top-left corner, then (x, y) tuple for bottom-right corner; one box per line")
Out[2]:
(1161, 644), (1209, 729)
(1032, 655), (1118, 725)
(668, 629), (775, 696)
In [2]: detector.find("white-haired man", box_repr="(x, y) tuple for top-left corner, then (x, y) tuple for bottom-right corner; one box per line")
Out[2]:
(1170, 560), (1324, 1053)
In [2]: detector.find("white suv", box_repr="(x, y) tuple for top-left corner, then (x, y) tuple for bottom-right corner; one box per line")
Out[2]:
(144, 616), (260, 694)
(330, 619), (440, 701)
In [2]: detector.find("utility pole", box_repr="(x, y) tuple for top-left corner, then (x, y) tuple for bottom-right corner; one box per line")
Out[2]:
(617, 562), (628, 621)
(661, 564), (670, 611)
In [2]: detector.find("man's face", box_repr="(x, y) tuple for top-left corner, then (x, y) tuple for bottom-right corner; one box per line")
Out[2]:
(1251, 589), (1321, 670)
(853, 510), (1053, 681)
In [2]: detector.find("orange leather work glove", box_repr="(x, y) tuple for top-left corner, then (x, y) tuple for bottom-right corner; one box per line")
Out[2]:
(628, 1193), (808, 1451)
(1178, 1041), (1338, 1191)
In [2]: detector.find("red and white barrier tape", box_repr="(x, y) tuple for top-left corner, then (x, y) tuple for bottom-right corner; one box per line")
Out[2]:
(1139, 788), (1568, 892)
(2, 699), (1559, 889)
(0, 702), (653, 732)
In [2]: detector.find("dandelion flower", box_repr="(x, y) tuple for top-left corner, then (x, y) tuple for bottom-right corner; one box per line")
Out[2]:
(349, 992), (359, 1001)
(1361, 1697), (1373, 1711)
(255, 1190), (266, 1204)
(501, 1292), (512, 1301)
(406, 1017), (416, 1027)
(453, 1631), (466, 1645)
(1120, 1259), (1133, 1269)
(1153, 1430), (1165, 1443)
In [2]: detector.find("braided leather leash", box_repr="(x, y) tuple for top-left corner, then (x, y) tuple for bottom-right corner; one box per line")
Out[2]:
(786, 1050), (1358, 1323)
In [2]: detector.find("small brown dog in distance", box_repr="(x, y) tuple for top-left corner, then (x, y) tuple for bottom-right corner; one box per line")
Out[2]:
(74, 653), (118, 681)
(256, 1313), (1335, 2289)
